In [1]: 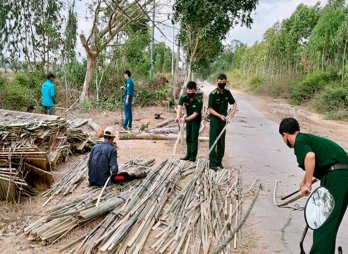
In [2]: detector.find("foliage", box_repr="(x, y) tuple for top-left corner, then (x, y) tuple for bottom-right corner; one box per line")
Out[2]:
(135, 84), (172, 107)
(0, 0), (64, 71)
(314, 83), (348, 119)
(173, 0), (258, 80)
(80, 99), (93, 112)
(289, 71), (337, 105)
(0, 76), (31, 110)
(64, 4), (78, 63)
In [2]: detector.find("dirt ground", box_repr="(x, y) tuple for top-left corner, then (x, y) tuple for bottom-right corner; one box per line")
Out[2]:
(1, 89), (348, 254)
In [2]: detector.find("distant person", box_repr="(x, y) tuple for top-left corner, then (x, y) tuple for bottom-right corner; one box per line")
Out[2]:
(279, 117), (348, 254)
(26, 105), (35, 113)
(41, 72), (56, 115)
(175, 81), (203, 162)
(208, 73), (237, 170)
(88, 127), (118, 187)
(122, 70), (135, 130)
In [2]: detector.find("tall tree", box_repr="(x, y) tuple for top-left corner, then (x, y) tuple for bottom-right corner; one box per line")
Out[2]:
(0, 0), (64, 71)
(79, 0), (151, 102)
(173, 0), (258, 83)
(64, 2), (78, 64)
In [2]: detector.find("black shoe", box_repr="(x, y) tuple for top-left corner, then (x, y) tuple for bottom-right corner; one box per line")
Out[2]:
(180, 155), (190, 160)
(189, 159), (196, 162)
(218, 163), (224, 169)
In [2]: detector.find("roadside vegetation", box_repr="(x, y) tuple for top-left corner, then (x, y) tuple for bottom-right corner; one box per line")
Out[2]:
(207, 0), (348, 120)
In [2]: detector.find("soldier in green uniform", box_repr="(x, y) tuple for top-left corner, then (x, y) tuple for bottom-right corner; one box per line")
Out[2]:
(208, 73), (237, 170)
(176, 81), (203, 162)
(279, 117), (348, 254)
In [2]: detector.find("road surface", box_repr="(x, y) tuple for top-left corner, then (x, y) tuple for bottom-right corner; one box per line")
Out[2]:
(221, 90), (348, 253)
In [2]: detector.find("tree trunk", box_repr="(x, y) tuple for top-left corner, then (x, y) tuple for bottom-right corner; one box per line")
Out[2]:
(342, 38), (347, 82)
(80, 54), (97, 102)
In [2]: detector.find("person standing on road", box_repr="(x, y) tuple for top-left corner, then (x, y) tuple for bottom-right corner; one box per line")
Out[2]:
(176, 81), (203, 162)
(279, 117), (348, 254)
(41, 72), (56, 115)
(208, 73), (237, 170)
(88, 126), (118, 187)
(122, 70), (135, 130)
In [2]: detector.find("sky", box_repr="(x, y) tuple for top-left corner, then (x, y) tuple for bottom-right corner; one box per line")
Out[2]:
(74, 0), (333, 58)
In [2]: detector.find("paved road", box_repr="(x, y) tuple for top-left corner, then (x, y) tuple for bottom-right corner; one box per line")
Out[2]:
(221, 91), (348, 253)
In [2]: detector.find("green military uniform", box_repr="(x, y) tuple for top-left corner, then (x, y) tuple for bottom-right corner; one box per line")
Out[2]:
(178, 94), (203, 161)
(294, 133), (348, 254)
(208, 88), (235, 168)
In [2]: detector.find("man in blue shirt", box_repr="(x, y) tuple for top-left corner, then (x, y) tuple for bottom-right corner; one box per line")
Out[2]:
(122, 70), (135, 130)
(88, 126), (118, 187)
(41, 72), (56, 115)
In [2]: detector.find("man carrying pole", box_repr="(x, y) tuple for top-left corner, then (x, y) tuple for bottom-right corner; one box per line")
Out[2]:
(175, 81), (203, 162)
(208, 73), (237, 170)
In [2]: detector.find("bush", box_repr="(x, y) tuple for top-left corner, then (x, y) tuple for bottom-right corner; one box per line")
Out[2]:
(12, 71), (45, 102)
(0, 74), (7, 88)
(313, 84), (348, 120)
(0, 82), (32, 110)
(135, 84), (171, 107)
(97, 97), (117, 111)
(289, 71), (337, 105)
(248, 75), (264, 92)
(80, 99), (93, 112)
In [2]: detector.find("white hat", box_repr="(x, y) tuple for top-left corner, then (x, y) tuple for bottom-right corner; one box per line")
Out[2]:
(104, 126), (116, 137)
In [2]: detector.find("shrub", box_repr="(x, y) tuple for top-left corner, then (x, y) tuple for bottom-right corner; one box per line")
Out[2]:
(0, 82), (31, 110)
(289, 71), (337, 105)
(313, 84), (348, 120)
(80, 99), (93, 112)
(135, 84), (171, 107)
(248, 75), (264, 92)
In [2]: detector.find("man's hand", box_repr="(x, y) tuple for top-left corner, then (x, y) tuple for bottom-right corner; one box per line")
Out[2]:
(219, 115), (226, 121)
(229, 111), (236, 119)
(300, 184), (311, 196)
(125, 99), (129, 106)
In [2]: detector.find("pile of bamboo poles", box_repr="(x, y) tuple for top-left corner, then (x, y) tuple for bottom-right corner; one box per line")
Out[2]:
(25, 159), (260, 253)
(152, 164), (260, 254)
(0, 109), (97, 166)
(0, 109), (69, 165)
(24, 158), (158, 245)
(64, 159), (196, 254)
(42, 157), (156, 207)
(42, 156), (89, 206)
(0, 145), (53, 201)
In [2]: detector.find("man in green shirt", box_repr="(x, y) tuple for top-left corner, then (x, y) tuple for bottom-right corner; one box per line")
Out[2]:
(208, 73), (237, 170)
(176, 81), (203, 162)
(279, 117), (348, 254)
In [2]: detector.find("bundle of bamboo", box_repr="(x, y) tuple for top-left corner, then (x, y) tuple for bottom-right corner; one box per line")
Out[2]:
(25, 159), (260, 254)
(42, 157), (156, 207)
(0, 110), (98, 201)
(24, 158), (158, 245)
(0, 145), (53, 201)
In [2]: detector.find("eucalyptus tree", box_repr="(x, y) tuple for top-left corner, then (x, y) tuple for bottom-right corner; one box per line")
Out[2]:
(307, 2), (346, 71)
(0, 0), (64, 71)
(173, 0), (258, 83)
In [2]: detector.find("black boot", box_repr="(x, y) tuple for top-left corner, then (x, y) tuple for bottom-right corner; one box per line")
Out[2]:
(180, 155), (190, 160)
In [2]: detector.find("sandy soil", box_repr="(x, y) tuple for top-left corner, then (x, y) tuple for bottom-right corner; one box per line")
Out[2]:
(1, 89), (347, 254)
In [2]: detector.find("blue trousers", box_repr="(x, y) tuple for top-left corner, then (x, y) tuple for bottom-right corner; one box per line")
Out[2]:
(123, 102), (132, 129)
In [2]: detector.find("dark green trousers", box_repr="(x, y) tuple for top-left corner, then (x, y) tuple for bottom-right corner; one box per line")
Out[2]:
(209, 116), (226, 167)
(310, 169), (348, 254)
(186, 120), (200, 161)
